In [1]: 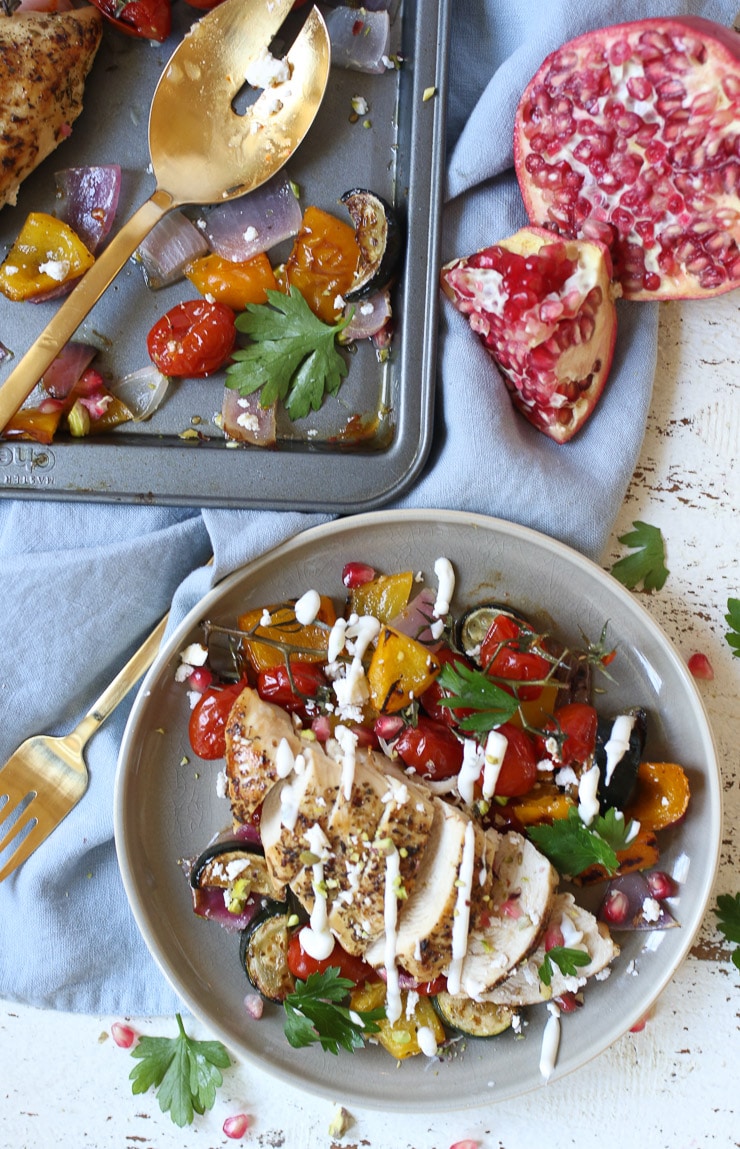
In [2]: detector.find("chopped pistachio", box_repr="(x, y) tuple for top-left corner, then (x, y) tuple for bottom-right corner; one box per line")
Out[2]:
(67, 399), (90, 438)
(422, 86), (437, 102)
(299, 850), (321, 866)
(328, 1105), (354, 1138)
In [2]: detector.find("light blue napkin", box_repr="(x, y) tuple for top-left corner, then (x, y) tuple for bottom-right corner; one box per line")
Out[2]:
(0, 0), (736, 1014)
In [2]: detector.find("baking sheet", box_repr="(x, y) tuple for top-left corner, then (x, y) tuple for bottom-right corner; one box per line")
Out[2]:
(0, 0), (449, 508)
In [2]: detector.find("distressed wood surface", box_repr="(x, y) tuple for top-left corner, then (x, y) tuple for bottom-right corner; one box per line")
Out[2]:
(1, 294), (738, 1149)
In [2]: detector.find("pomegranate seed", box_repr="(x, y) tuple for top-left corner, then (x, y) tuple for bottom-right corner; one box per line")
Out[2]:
(450, 1142), (480, 1149)
(601, 888), (630, 925)
(311, 714), (332, 742)
(544, 923), (565, 951)
(111, 1022), (138, 1049)
(554, 991), (581, 1013)
(630, 1008), (653, 1033)
(188, 666), (213, 693)
(501, 896), (523, 920)
(687, 652), (714, 680)
(646, 870), (677, 899)
(223, 1114), (251, 1139)
(243, 993), (264, 1019)
(373, 714), (405, 741)
(341, 561), (376, 588)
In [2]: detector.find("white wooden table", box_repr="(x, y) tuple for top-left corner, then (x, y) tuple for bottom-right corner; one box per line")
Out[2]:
(1, 292), (738, 1149)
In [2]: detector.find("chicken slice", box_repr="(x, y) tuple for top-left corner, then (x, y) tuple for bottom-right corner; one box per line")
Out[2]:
(225, 686), (304, 822)
(456, 829), (558, 998)
(259, 746), (341, 894)
(478, 892), (620, 1006)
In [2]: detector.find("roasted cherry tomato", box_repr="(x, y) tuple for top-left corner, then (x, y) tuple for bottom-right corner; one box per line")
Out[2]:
(486, 723), (538, 798)
(394, 716), (464, 781)
(287, 932), (379, 985)
(535, 703), (598, 767)
(479, 613), (550, 701)
(188, 679), (246, 760)
(256, 662), (327, 720)
(147, 299), (236, 377)
(420, 647), (475, 728)
(90, 0), (171, 41)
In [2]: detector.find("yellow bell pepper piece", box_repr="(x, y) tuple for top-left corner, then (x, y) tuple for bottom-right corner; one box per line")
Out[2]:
(236, 597), (336, 672)
(350, 981), (446, 1059)
(367, 626), (441, 713)
(349, 571), (414, 624)
(0, 212), (94, 301)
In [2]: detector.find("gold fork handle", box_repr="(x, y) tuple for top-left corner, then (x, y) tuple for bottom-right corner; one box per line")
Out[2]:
(73, 613), (171, 749)
(0, 187), (176, 432)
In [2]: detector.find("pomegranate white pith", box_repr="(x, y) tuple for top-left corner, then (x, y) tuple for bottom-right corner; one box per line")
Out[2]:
(441, 226), (618, 443)
(514, 17), (740, 301)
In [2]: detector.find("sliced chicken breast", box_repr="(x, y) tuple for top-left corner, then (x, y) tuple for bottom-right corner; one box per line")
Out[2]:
(225, 686), (304, 822)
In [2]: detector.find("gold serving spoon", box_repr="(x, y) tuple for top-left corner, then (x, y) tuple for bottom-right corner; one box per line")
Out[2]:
(0, 0), (330, 431)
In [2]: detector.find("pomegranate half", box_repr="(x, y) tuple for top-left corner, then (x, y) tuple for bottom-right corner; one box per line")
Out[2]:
(441, 226), (618, 443)
(514, 17), (740, 300)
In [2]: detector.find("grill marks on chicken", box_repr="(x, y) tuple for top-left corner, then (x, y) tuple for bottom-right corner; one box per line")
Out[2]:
(0, 8), (103, 211)
(226, 686), (617, 1003)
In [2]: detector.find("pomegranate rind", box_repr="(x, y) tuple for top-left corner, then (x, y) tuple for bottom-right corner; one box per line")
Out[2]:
(441, 226), (617, 443)
(514, 17), (740, 301)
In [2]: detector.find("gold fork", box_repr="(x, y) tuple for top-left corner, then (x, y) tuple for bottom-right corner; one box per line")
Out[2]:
(0, 612), (168, 881)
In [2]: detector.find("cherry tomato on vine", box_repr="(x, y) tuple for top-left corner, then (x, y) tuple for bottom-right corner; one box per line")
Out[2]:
(147, 299), (236, 377)
(479, 613), (550, 701)
(90, 0), (171, 41)
(535, 703), (598, 767)
(188, 679), (246, 759)
(256, 662), (327, 720)
(484, 723), (538, 798)
(394, 716), (464, 781)
(287, 932), (379, 985)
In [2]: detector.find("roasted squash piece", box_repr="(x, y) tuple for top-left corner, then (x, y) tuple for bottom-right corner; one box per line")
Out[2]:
(236, 597), (336, 672)
(624, 761), (690, 832)
(367, 625), (441, 713)
(350, 980), (445, 1059)
(509, 782), (574, 827)
(576, 826), (660, 885)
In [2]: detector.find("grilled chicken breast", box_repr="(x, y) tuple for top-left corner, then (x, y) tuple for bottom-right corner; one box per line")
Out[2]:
(0, 8), (103, 211)
(225, 687), (615, 1003)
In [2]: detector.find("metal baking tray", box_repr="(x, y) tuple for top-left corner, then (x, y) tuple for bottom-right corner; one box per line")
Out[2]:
(0, 0), (449, 509)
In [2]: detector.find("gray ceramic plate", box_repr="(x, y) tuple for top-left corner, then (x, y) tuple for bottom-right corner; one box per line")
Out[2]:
(114, 511), (721, 1111)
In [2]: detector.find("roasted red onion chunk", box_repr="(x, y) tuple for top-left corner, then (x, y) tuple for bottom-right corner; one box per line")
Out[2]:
(55, 164), (121, 254)
(200, 174), (302, 262)
(514, 17), (740, 300)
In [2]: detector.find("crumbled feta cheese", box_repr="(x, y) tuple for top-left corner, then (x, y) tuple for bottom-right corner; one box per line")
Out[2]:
(642, 896), (661, 923)
(245, 46), (290, 88)
(39, 259), (70, 282)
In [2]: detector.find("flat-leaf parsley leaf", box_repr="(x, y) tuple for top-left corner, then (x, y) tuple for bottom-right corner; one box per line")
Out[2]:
(527, 806), (621, 877)
(226, 286), (351, 420)
(436, 662), (520, 736)
(538, 945), (591, 987)
(284, 967), (385, 1055)
(725, 598), (740, 659)
(715, 893), (740, 970)
(610, 521), (669, 592)
(129, 1013), (230, 1127)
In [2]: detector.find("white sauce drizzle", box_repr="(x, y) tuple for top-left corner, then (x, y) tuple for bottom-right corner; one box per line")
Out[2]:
(417, 1025), (439, 1057)
(279, 779), (302, 832)
(577, 763), (601, 825)
(432, 557), (455, 618)
(481, 730), (509, 799)
(445, 821), (476, 995)
(275, 737), (296, 779)
(457, 739), (485, 805)
(294, 589), (321, 626)
(603, 714), (636, 786)
(383, 847), (402, 1023)
(539, 1002), (561, 1080)
(334, 724), (359, 800)
(332, 616), (380, 711)
(299, 824), (335, 961)
(327, 617), (348, 662)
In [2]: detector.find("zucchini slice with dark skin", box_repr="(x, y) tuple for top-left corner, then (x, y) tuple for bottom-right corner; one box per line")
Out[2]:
(240, 903), (297, 1004)
(434, 992), (513, 1038)
(341, 189), (401, 301)
(456, 603), (525, 658)
(189, 839), (283, 902)
(595, 707), (648, 812)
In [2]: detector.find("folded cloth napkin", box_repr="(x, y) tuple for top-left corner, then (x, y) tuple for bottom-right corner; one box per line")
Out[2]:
(0, 0), (735, 1014)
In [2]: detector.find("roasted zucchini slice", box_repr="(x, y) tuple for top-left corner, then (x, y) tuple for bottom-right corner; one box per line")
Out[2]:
(595, 707), (648, 812)
(456, 603), (524, 658)
(240, 904), (296, 1003)
(189, 839), (282, 902)
(341, 188), (401, 301)
(434, 992), (513, 1038)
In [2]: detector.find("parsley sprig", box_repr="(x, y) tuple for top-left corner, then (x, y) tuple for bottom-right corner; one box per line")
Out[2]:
(538, 945), (591, 987)
(435, 662), (520, 736)
(715, 894), (740, 970)
(610, 521), (669, 592)
(527, 806), (638, 877)
(725, 598), (740, 659)
(283, 968), (385, 1055)
(129, 1014), (230, 1127)
(226, 287), (351, 420)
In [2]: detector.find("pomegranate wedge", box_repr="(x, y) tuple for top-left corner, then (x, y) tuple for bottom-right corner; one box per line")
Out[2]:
(514, 17), (740, 300)
(441, 226), (618, 443)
